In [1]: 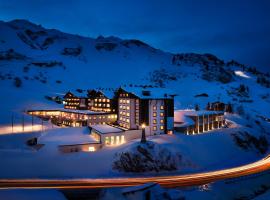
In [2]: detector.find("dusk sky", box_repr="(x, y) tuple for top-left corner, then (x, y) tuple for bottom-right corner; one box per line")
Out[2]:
(1, 0), (270, 72)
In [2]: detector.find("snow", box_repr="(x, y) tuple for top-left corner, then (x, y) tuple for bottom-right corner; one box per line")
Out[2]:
(0, 19), (270, 193)
(38, 127), (98, 145)
(0, 189), (66, 200)
(90, 124), (124, 134)
(0, 115), (264, 179)
(235, 70), (251, 78)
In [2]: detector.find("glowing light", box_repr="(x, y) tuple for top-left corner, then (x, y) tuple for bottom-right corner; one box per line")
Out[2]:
(88, 146), (95, 152)
(142, 123), (146, 129)
(234, 71), (250, 78)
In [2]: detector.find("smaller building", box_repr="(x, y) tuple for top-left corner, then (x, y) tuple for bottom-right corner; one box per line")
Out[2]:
(89, 124), (151, 147)
(90, 124), (126, 146)
(174, 110), (225, 135)
(207, 101), (228, 112)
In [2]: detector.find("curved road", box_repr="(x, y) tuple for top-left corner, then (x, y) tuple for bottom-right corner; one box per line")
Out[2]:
(1, 155), (270, 189)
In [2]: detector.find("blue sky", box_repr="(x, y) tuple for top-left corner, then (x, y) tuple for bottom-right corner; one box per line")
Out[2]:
(0, 0), (270, 71)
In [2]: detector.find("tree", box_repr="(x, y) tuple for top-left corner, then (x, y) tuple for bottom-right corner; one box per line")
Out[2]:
(195, 104), (200, 111)
(14, 77), (22, 88)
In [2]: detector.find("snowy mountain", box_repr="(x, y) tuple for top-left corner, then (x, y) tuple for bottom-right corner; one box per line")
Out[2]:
(0, 19), (270, 126)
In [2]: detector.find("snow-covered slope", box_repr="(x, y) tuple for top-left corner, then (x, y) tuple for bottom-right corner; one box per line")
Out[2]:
(0, 19), (270, 126)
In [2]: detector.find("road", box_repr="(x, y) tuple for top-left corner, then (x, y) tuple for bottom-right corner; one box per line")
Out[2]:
(0, 155), (270, 189)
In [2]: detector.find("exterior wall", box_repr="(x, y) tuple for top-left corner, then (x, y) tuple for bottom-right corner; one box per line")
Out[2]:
(148, 99), (165, 135)
(58, 143), (102, 153)
(91, 128), (151, 147)
(118, 96), (138, 129)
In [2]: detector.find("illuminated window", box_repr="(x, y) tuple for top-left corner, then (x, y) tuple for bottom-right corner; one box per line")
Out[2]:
(107, 104), (110, 107)
(103, 99), (106, 102)
(160, 112), (164, 117)
(126, 100), (130, 104)
(98, 99), (101, 102)
(160, 125), (164, 130)
(160, 105), (164, 110)
(120, 99), (123, 103)
(153, 119), (157, 124)
(153, 126), (157, 131)
(110, 136), (114, 145)
(126, 106), (130, 110)
(107, 99), (110, 102)
(160, 119), (164, 123)
(153, 112), (157, 117)
(121, 135), (125, 143)
(88, 146), (95, 152)
(126, 112), (130, 117)
(116, 136), (120, 144)
(105, 137), (110, 145)
(153, 106), (157, 110)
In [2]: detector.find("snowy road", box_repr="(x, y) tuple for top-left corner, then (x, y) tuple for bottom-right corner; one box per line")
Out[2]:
(0, 154), (270, 189)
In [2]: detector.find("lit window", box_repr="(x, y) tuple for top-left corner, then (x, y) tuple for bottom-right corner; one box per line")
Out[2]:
(110, 136), (114, 145)
(126, 100), (130, 104)
(88, 146), (95, 152)
(153, 112), (157, 117)
(103, 99), (106, 102)
(98, 99), (101, 102)
(116, 136), (120, 144)
(127, 112), (130, 117)
(126, 106), (130, 110)
(160, 112), (164, 117)
(160, 105), (164, 110)
(153, 126), (157, 131)
(160, 119), (164, 123)
(107, 99), (110, 102)
(105, 137), (110, 145)
(160, 125), (164, 130)
(121, 135), (125, 143)
(107, 104), (110, 107)
(153, 119), (157, 124)
(153, 106), (157, 110)
(120, 99), (123, 103)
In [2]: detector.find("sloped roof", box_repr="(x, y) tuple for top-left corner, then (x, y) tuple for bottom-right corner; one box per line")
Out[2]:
(120, 86), (175, 99)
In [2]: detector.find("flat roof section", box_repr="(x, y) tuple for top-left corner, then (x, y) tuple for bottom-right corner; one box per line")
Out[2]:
(90, 124), (124, 134)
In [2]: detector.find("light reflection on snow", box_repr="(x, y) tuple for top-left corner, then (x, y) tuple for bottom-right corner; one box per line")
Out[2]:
(0, 124), (44, 135)
(234, 70), (250, 78)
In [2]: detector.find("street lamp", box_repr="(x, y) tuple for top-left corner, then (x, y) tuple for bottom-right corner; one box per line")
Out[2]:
(141, 123), (146, 143)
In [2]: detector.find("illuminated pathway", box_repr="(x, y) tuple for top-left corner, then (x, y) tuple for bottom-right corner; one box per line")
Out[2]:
(1, 154), (270, 189)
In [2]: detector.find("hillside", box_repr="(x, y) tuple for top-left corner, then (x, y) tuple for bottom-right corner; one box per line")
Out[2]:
(0, 19), (270, 128)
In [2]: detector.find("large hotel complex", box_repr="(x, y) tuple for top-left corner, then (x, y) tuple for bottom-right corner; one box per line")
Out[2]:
(28, 86), (226, 151)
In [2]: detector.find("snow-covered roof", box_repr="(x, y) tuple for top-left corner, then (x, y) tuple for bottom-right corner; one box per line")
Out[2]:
(121, 86), (175, 99)
(69, 90), (88, 98)
(90, 124), (124, 134)
(175, 109), (224, 118)
(38, 127), (99, 146)
(96, 88), (116, 99)
(174, 111), (195, 127)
